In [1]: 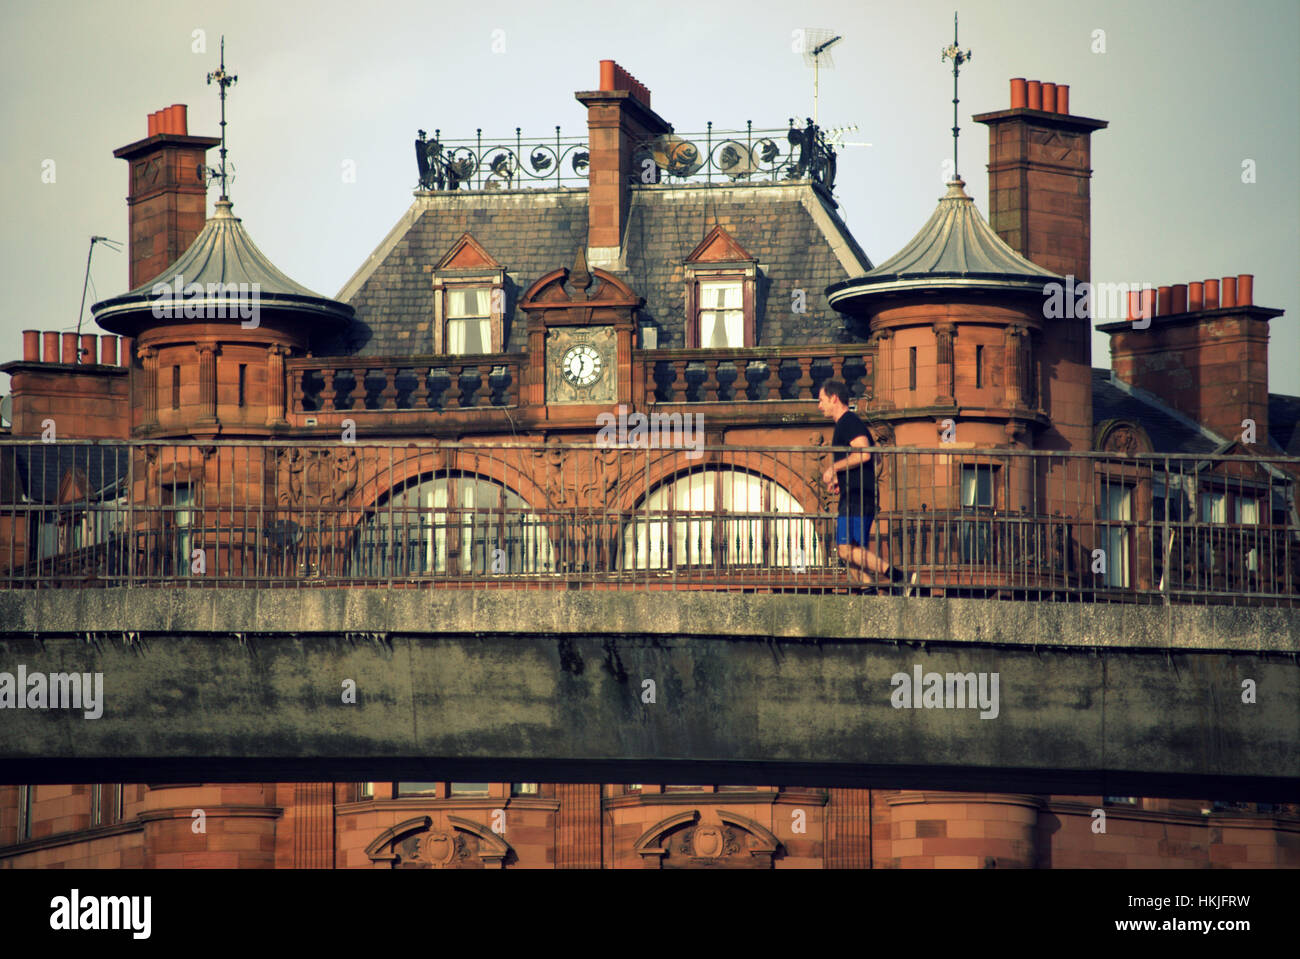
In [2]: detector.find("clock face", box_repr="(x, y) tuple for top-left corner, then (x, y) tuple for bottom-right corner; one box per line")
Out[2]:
(561, 344), (603, 387)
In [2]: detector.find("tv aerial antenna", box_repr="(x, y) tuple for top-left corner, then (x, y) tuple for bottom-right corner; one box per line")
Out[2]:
(75, 235), (122, 357)
(800, 28), (842, 127)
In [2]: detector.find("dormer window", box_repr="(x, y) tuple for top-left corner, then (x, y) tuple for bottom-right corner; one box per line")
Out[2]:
(683, 225), (758, 349)
(432, 233), (506, 355)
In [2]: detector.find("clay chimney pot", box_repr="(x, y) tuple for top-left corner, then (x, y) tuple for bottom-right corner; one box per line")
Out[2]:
(1010, 78), (1028, 109)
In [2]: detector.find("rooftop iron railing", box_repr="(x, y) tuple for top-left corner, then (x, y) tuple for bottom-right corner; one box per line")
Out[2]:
(411, 121), (841, 192)
(1, 441), (1296, 605)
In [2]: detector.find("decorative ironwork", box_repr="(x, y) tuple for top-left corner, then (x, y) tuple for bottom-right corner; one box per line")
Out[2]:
(630, 120), (839, 192)
(416, 127), (590, 191)
(411, 120), (844, 192)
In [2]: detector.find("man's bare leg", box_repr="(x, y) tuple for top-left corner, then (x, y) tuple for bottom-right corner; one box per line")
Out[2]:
(837, 544), (874, 587)
(842, 543), (893, 577)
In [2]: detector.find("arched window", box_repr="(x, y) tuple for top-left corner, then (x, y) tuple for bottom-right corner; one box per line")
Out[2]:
(351, 473), (554, 577)
(622, 468), (821, 571)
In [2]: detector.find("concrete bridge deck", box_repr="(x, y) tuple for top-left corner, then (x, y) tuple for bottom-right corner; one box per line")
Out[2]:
(1, 590), (1296, 799)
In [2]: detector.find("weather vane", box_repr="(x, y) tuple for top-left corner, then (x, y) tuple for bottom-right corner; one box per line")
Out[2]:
(206, 36), (238, 200)
(941, 12), (972, 180)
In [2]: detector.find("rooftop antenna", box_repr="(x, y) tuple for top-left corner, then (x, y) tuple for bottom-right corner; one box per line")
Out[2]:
(206, 36), (238, 200)
(941, 12), (972, 180)
(800, 29), (842, 127)
(75, 235), (121, 357)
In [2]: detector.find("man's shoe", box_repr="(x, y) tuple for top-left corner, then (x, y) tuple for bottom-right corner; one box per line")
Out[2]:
(886, 565), (916, 598)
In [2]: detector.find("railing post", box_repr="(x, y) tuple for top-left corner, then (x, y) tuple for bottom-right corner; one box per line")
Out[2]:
(380, 367), (400, 410)
(320, 368), (336, 412)
(795, 357), (814, 400)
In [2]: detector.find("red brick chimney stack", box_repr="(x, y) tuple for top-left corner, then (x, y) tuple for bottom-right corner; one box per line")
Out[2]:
(113, 106), (220, 289)
(973, 79), (1108, 287)
(1103, 272), (1278, 446)
(576, 60), (672, 268)
(973, 80), (1108, 454)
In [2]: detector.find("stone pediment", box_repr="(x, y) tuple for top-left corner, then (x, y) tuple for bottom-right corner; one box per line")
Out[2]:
(365, 814), (514, 869)
(633, 808), (780, 869)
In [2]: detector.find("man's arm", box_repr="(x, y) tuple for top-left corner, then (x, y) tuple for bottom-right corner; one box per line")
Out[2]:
(832, 434), (872, 472)
(822, 434), (872, 488)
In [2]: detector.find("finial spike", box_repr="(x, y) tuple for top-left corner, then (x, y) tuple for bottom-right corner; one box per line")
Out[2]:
(941, 11), (972, 180)
(205, 35), (238, 201)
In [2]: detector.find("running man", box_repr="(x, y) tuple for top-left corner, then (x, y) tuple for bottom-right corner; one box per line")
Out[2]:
(817, 380), (912, 594)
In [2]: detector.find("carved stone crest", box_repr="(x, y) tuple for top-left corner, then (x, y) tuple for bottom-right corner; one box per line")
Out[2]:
(276, 447), (359, 508)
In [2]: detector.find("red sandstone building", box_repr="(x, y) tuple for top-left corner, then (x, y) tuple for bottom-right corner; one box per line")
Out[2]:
(1, 63), (1297, 868)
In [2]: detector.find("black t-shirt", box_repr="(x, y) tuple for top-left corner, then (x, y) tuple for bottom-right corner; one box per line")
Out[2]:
(831, 410), (876, 516)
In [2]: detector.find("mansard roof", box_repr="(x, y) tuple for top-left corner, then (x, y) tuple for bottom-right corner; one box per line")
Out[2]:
(328, 180), (873, 356)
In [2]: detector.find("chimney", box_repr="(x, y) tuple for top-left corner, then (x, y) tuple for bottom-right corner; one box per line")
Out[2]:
(575, 60), (671, 269)
(973, 79), (1109, 287)
(973, 81), (1109, 454)
(1101, 273), (1280, 446)
(113, 106), (220, 289)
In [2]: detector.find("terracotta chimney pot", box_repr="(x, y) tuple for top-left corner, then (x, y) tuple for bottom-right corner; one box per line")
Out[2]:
(1010, 78), (1027, 109)
(1171, 284), (1187, 314)
(1237, 274), (1253, 306)
(22, 330), (39, 362)
(1056, 84), (1069, 114)
(100, 336), (118, 366)
(1027, 80), (1042, 110)
(1188, 281), (1204, 311)
(1042, 82), (1057, 113)
(1157, 285), (1173, 316)
(42, 332), (59, 364)
(1204, 279), (1220, 309)
(1221, 276), (1237, 309)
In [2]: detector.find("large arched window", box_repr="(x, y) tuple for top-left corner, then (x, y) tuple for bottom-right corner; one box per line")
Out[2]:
(351, 473), (554, 577)
(622, 468), (821, 571)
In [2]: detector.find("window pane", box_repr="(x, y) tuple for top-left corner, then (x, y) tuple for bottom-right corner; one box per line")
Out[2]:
(1101, 485), (1132, 587)
(1235, 496), (1259, 524)
(450, 782), (491, 797)
(448, 288), (491, 318)
(447, 318), (490, 354)
(396, 782), (439, 796)
(1200, 491), (1226, 523)
(699, 281), (743, 347)
(961, 467), (992, 507)
(510, 783), (539, 796)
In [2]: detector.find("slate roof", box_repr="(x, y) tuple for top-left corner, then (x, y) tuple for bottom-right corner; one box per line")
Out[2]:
(1092, 369), (1223, 454)
(2, 445), (130, 504)
(331, 181), (873, 356)
(1270, 394), (1300, 456)
(1093, 369), (1300, 459)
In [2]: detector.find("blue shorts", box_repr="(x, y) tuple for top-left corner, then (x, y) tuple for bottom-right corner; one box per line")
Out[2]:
(836, 514), (874, 547)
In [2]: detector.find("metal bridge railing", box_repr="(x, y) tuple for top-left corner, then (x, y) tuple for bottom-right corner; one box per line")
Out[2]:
(1, 440), (1296, 605)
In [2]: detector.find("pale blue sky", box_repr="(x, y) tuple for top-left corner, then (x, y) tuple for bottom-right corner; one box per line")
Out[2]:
(2, 0), (1297, 405)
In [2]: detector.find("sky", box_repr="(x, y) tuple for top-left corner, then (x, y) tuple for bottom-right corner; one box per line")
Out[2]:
(2, 0), (1297, 405)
